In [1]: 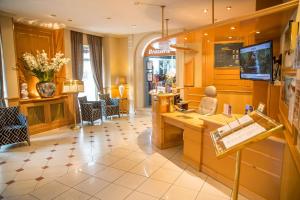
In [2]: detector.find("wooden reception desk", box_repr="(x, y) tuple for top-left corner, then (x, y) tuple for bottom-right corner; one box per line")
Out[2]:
(151, 95), (285, 200)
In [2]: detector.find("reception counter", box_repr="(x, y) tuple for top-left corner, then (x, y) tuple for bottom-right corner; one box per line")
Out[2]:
(151, 95), (285, 200)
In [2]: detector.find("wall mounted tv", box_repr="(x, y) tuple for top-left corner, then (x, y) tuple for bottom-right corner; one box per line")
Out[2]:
(239, 41), (273, 81)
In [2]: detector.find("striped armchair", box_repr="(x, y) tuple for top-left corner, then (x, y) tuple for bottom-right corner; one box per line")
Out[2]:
(99, 94), (120, 119)
(0, 106), (30, 148)
(78, 96), (102, 125)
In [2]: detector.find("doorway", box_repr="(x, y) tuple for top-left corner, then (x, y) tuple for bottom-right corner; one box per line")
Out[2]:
(144, 55), (176, 107)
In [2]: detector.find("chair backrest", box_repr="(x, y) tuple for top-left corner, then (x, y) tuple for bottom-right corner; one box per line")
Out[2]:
(99, 94), (111, 105)
(78, 96), (87, 105)
(0, 106), (20, 127)
(198, 86), (218, 115)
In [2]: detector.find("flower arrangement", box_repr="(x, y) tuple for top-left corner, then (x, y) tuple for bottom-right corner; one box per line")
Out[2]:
(165, 70), (176, 86)
(22, 50), (70, 82)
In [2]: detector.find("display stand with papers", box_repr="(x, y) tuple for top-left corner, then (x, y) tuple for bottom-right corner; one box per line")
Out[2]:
(210, 111), (283, 200)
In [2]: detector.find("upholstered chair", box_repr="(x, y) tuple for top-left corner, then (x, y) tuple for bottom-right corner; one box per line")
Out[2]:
(198, 85), (218, 115)
(99, 94), (120, 119)
(78, 96), (102, 125)
(0, 106), (30, 147)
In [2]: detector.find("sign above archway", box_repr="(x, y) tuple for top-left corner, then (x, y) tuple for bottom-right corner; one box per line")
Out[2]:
(144, 44), (176, 57)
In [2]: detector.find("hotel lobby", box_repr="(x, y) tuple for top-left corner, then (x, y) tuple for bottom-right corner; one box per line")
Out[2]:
(0, 0), (300, 200)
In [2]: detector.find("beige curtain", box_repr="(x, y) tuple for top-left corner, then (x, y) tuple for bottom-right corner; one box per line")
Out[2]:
(0, 28), (5, 107)
(70, 31), (83, 122)
(87, 34), (103, 93)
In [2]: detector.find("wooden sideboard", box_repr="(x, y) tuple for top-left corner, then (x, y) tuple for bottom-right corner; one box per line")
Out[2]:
(19, 95), (73, 134)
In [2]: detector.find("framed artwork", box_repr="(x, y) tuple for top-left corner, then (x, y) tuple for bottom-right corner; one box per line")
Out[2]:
(147, 61), (153, 70)
(214, 42), (243, 67)
(147, 73), (153, 82)
(282, 75), (296, 106)
(294, 35), (300, 69)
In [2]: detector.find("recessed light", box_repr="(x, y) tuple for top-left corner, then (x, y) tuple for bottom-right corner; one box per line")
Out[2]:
(132, 25), (137, 28)
(228, 36), (233, 39)
(67, 19), (72, 22)
(50, 14), (56, 17)
(203, 9), (208, 14)
(204, 33), (208, 36)
(256, 31), (261, 34)
(184, 37), (188, 40)
(230, 26), (236, 30)
(226, 6), (232, 10)
(105, 17), (112, 20)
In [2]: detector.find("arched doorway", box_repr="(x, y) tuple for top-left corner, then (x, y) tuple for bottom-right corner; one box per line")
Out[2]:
(143, 44), (176, 107)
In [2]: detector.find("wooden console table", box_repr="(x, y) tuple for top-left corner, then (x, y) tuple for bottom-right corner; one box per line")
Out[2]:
(19, 95), (72, 134)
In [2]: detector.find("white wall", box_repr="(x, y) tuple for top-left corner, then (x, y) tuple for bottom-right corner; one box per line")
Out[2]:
(0, 15), (18, 99)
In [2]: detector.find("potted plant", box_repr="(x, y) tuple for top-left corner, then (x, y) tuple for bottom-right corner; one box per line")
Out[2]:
(22, 50), (70, 98)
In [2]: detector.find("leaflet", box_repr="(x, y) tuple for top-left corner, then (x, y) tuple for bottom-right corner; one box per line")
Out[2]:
(217, 115), (254, 137)
(221, 123), (266, 149)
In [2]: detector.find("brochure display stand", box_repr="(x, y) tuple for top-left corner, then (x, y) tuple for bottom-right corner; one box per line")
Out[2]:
(210, 111), (283, 200)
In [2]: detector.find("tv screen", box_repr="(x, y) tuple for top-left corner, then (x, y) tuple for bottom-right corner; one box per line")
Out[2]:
(239, 41), (273, 81)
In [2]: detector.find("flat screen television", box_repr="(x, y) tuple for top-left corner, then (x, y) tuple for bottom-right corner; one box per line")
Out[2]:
(239, 41), (273, 81)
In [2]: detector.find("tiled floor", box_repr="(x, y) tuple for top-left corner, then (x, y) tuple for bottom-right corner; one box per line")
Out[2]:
(0, 112), (248, 200)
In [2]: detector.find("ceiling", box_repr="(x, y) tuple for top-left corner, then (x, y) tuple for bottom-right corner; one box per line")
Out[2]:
(0, 0), (257, 35)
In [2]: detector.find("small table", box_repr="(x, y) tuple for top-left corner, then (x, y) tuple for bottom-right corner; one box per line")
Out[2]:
(119, 98), (128, 115)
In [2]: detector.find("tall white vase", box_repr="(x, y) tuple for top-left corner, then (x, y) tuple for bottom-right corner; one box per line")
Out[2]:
(119, 84), (125, 98)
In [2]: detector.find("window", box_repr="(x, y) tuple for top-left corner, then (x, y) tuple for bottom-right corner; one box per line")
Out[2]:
(79, 45), (97, 101)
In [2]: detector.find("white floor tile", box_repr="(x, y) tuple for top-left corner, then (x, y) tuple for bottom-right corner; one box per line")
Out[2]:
(150, 168), (181, 183)
(95, 183), (133, 200)
(111, 159), (139, 171)
(54, 188), (91, 200)
(174, 171), (206, 191)
(94, 167), (125, 182)
(137, 179), (171, 198)
(31, 181), (70, 200)
(125, 191), (158, 200)
(2, 180), (37, 197)
(163, 185), (198, 200)
(74, 177), (110, 195)
(115, 172), (147, 189)
(55, 171), (90, 187)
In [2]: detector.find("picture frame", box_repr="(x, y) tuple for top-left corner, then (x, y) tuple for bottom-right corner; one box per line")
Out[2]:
(147, 73), (153, 82)
(214, 42), (243, 68)
(147, 61), (153, 70)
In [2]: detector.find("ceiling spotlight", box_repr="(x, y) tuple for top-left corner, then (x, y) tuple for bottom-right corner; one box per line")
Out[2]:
(184, 37), (188, 40)
(228, 36), (233, 39)
(230, 26), (236, 30)
(256, 31), (261, 34)
(105, 17), (112, 20)
(50, 14), (56, 17)
(204, 33), (208, 36)
(203, 9), (208, 14)
(226, 6), (232, 10)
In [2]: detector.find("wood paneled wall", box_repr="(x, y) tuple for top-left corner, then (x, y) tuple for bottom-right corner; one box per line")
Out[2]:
(14, 23), (66, 97)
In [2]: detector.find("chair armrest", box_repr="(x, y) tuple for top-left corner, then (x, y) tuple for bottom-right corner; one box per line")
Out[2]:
(99, 99), (107, 107)
(111, 98), (120, 106)
(17, 114), (27, 126)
